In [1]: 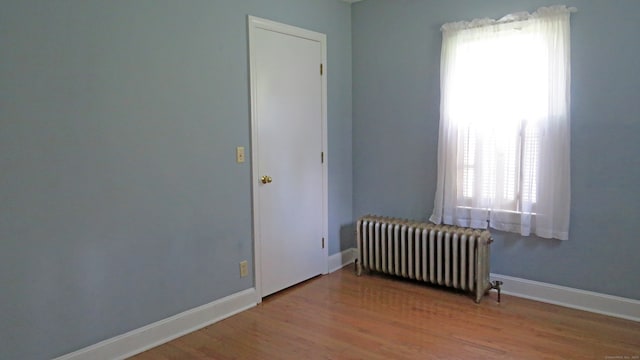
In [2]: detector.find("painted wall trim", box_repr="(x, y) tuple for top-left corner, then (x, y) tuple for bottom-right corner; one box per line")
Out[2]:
(491, 273), (640, 322)
(54, 288), (257, 360)
(328, 248), (358, 273)
(51, 260), (638, 359)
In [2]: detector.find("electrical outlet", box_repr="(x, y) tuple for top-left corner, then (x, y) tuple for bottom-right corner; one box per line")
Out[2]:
(239, 260), (249, 277)
(236, 146), (245, 163)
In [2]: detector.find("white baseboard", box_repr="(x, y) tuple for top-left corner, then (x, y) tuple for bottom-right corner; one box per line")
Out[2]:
(53, 260), (639, 359)
(55, 288), (258, 360)
(328, 248), (358, 273)
(491, 273), (640, 322)
(339, 245), (638, 321)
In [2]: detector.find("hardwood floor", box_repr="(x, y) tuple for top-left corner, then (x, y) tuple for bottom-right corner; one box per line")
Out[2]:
(132, 268), (640, 359)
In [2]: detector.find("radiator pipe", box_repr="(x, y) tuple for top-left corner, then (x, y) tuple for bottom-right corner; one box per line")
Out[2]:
(490, 280), (503, 303)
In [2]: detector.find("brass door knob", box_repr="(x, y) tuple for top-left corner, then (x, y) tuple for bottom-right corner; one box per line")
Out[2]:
(260, 175), (273, 184)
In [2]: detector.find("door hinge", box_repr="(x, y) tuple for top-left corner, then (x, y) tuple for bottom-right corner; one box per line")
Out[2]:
(321, 152), (324, 163)
(322, 237), (325, 249)
(320, 63), (323, 75)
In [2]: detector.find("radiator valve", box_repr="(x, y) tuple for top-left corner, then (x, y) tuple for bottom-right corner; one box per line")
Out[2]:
(491, 280), (503, 303)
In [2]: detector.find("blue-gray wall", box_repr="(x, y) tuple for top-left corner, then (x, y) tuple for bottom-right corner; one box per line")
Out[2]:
(0, 1), (352, 359)
(353, 0), (640, 300)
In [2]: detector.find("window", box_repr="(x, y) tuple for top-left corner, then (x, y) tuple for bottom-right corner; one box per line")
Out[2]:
(430, 6), (575, 240)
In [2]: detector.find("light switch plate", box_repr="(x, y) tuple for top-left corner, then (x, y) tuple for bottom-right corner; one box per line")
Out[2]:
(236, 146), (245, 163)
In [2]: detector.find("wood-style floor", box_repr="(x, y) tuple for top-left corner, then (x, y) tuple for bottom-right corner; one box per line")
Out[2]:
(133, 267), (640, 359)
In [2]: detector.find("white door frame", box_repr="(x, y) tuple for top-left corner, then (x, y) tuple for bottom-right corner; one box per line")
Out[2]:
(247, 15), (328, 302)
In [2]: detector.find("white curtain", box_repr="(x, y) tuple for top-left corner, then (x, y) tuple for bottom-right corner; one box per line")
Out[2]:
(430, 6), (575, 240)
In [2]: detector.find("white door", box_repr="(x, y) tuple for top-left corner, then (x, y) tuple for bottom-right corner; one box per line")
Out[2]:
(248, 17), (328, 298)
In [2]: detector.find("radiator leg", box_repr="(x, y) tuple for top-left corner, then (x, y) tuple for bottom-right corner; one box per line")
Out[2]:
(355, 259), (362, 276)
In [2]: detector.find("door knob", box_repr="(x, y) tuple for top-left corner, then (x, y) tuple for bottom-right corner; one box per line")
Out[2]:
(260, 175), (273, 184)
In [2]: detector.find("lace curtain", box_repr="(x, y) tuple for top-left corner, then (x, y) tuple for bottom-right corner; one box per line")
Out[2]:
(430, 6), (575, 240)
